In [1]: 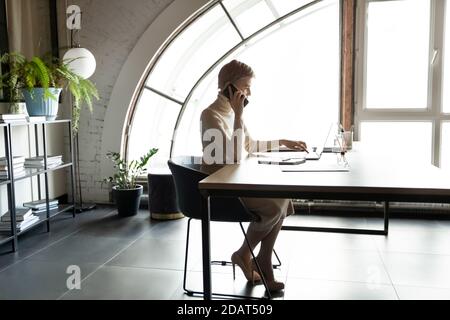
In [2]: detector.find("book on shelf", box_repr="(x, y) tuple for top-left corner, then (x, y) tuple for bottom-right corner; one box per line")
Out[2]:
(0, 167), (26, 175)
(32, 205), (59, 214)
(0, 113), (27, 120)
(1, 208), (33, 222)
(0, 162), (24, 171)
(24, 162), (62, 169)
(0, 119), (27, 124)
(23, 199), (59, 210)
(25, 155), (62, 162)
(24, 155), (63, 168)
(0, 215), (39, 232)
(0, 168), (27, 179)
(0, 156), (26, 166)
(0, 113), (27, 123)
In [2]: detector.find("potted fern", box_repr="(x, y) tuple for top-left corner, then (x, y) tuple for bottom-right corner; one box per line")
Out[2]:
(0, 53), (27, 114)
(104, 148), (158, 217)
(0, 52), (98, 131)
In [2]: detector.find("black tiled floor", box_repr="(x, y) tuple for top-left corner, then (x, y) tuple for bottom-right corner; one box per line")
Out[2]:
(1, 206), (450, 300)
(0, 260), (100, 299)
(26, 234), (136, 265)
(60, 266), (183, 300)
(106, 237), (196, 271)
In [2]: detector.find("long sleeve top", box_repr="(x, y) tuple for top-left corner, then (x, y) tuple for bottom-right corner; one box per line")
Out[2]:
(200, 93), (279, 164)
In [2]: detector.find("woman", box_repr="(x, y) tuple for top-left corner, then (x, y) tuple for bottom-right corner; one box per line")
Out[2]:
(200, 60), (307, 292)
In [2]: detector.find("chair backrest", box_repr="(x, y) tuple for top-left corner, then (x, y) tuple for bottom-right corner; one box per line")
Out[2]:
(168, 157), (206, 220)
(168, 157), (258, 222)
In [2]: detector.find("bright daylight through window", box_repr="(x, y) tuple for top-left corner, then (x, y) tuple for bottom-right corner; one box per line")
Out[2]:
(127, 0), (340, 168)
(357, 0), (450, 168)
(365, 0), (430, 109)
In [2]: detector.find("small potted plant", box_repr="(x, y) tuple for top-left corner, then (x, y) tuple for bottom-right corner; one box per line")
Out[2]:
(104, 148), (158, 217)
(0, 52), (99, 131)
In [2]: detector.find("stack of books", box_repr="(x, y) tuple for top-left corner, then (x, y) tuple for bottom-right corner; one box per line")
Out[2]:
(0, 207), (39, 233)
(23, 199), (59, 213)
(0, 113), (27, 124)
(24, 155), (63, 169)
(0, 156), (26, 179)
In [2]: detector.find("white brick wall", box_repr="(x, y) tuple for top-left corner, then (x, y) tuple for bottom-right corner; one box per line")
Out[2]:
(60, 0), (175, 203)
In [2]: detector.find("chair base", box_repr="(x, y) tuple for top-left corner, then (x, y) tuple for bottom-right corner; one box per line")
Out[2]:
(183, 218), (284, 300)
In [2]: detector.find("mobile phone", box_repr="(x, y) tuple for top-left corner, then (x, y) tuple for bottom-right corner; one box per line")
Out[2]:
(223, 84), (249, 107)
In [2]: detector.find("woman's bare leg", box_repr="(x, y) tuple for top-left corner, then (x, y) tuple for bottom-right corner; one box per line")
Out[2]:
(255, 219), (284, 282)
(233, 218), (283, 275)
(234, 224), (269, 267)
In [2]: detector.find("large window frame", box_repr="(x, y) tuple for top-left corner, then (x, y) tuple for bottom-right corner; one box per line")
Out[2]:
(124, 0), (342, 168)
(354, 0), (450, 168)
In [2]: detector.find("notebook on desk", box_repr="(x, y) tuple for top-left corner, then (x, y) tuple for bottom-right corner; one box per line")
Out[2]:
(258, 157), (306, 165)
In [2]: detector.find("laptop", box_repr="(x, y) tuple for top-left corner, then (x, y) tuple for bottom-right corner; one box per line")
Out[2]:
(304, 124), (334, 160)
(276, 123), (333, 160)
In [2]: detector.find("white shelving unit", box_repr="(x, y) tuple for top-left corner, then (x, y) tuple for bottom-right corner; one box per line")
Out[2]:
(0, 119), (75, 252)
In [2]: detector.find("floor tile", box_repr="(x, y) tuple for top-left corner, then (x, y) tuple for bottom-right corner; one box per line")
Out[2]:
(140, 218), (189, 241)
(74, 209), (155, 239)
(106, 237), (195, 271)
(395, 285), (450, 300)
(284, 278), (398, 300)
(373, 228), (450, 255)
(0, 260), (100, 299)
(380, 251), (450, 289)
(288, 248), (391, 285)
(61, 266), (182, 300)
(278, 229), (378, 253)
(384, 218), (441, 232)
(26, 234), (134, 265)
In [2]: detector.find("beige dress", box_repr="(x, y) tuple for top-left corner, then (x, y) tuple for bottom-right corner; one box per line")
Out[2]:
(200, 94), (294, 231)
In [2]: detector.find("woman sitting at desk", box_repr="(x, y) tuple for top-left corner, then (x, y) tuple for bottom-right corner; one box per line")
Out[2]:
(200, 60), (307, 292)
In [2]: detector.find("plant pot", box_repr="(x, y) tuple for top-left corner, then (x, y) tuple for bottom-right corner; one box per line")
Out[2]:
(112, 184), (143, 217)
(22, 88), (62, 121)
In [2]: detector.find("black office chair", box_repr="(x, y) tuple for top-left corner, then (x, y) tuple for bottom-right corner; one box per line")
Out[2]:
(168, 157), (281, 299)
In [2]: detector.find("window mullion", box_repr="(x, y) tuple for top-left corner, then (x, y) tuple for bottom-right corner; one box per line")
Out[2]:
(430, 0), (445, 167)
(264, 0), (281, 20)
(353, 0), (368, 140)
(143, 86), (184, 106)
(219, 0), (245, 41)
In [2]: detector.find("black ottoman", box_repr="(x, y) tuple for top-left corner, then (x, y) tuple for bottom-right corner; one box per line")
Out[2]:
(148, 168), (184, 220)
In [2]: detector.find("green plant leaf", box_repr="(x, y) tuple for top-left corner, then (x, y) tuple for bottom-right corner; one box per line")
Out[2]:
(104, 148), (158, 189)
(0, 52), (99, 133)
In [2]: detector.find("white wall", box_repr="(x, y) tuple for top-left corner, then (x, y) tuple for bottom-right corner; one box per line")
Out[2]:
(58, 0), (177, 202)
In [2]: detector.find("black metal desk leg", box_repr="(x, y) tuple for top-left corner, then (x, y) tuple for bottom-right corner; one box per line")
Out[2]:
(384, 201), (389, 235)
(201, 196), (212, 300)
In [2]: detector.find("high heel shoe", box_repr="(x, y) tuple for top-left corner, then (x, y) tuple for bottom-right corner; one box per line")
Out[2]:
(251, 259), (285, 292)
(231, 252), (262, 284)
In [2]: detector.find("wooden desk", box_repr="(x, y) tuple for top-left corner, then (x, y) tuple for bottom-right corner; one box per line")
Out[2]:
(198, 144), (450, 299)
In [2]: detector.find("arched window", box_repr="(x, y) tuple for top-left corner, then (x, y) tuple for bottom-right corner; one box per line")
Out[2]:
(127, 0), (341, 168)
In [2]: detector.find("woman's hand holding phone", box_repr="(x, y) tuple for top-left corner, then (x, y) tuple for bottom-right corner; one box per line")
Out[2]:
(226, 84), (247, 118)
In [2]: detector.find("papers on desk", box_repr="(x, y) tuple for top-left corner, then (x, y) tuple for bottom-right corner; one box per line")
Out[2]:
(253, 151), (350, 171)
(281, 162), (350, 172)
(258, 158), (306, 165)
(253, 151), (306, 159)
(254, 152), (306, 165)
